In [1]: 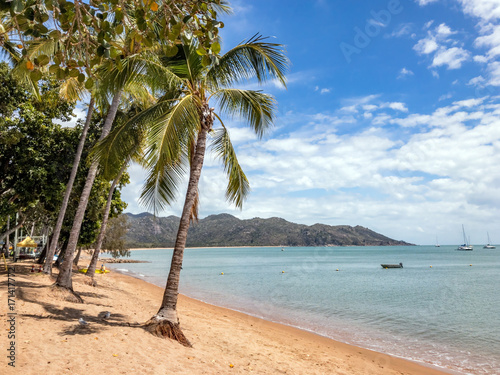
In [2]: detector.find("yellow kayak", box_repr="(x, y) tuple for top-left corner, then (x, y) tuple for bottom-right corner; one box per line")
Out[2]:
(78, 268), (110, 274)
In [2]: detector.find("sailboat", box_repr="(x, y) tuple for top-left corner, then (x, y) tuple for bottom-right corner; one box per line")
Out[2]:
(483, 232), (496, 249)
(457, 225), (473, 251)
(435, 236), (440, 247)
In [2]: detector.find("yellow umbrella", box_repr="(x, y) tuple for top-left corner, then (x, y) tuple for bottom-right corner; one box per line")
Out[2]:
(17, 236), (38, 247)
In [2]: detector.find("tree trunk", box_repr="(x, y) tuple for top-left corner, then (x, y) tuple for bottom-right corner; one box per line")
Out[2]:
(53, 239), (68, 268)
(36, 234), (52, 264)
(4, 216), (10, 256)
(55, 90), (122, 297)
(44, 98), (95, 275)
(73, 247), (82, 267)
(145, 110), (212, 346)
(86, 164), (127, 281)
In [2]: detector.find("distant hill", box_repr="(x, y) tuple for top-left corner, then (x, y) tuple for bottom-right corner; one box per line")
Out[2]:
(124, 213), (413, 248)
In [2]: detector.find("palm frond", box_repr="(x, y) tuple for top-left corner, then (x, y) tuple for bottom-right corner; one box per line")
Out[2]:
(178, 43), (205, 83)
(59, 76), (86, 102)
(206, 34), (289, 90)
(146, 94), (200, 166)
(91, 99), (177, 178)
(211, 126), (250, 209)
(211, 89), (276, 138)
(0, 41), (21, 64)
(208, 0), (233, 15)
(24, 38), (60, 60)
(139, 153), (187, 214)
(139, 94), (200, 212)
(125, 80), (156, 108)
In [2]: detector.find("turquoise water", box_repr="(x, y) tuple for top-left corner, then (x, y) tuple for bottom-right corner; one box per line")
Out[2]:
(109, 246), (500, 374)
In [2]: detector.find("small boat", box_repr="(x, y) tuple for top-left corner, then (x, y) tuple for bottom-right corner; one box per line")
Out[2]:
(435, 236), (440, 247)
(483, 232), (496, 249)
(381, 263), (403, 268)
(78, 268), (110, 274)
(457, 225), (473, 251)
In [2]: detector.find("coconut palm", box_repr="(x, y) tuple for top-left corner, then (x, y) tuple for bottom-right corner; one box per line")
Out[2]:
(85, 103), (148, 281)
(99, 34), (288, 344)
(53, 49), (166, 298)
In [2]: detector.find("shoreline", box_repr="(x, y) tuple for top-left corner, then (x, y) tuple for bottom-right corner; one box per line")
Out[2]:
(109, 266), (458, 375)
(128, 246), (284, 251)
(2, 261), (458, 375)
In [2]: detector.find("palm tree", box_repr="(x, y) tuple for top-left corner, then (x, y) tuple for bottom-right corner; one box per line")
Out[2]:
(54, 51), (162, 297)
(85, 104), (148, 281)
(100, 35), (288, 344)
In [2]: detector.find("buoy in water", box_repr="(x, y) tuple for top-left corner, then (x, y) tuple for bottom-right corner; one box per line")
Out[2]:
(336, 269), (339, 271)
(282, 271), (285, 273)
(430, 265), (432, 268)
(220, 272), (224, 275)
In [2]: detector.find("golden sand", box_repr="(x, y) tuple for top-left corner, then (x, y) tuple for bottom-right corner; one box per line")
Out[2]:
(0, 261), (454, 375)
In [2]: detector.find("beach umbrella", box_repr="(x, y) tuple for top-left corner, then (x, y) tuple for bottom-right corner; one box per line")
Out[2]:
(17, 236), (38, 247)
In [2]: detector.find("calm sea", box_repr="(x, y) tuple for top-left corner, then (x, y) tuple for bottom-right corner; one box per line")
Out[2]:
(108, 246), (500, 375)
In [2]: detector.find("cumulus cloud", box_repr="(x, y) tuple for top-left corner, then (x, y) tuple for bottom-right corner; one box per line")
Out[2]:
(413, 22), (471, 71)
(414, 37), (439, 54)
(457, 0), (500, 22)
(431, 46), (471, 69)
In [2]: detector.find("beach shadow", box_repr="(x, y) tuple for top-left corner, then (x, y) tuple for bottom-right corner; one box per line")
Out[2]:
(0, 277), (55, 290)
(60, 324), (101, 336)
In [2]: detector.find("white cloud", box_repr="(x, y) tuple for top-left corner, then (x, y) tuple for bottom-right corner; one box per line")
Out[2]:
(473, 55), (489, 63)
(320, 88), (331, 94)
(413, 22), (471, 72)
(457, 0), (500, 22)
(435, 23), (456, 37)
(487, 61), (500, 85)
(431, 47), (470, 69)
(416, 0), (439, 5)
(474, 24), (500, 59)
(439, 93), (453, 101)
(398, 67), (414, 79)
(414, 37), (439, 54)
(382, 102), (409, 112)
(386, 23), (413, 38)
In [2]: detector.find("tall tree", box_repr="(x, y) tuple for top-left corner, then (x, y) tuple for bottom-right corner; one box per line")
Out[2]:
(98, 35), (288, 345)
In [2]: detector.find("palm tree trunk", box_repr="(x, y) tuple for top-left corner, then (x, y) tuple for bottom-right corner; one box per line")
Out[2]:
(145, 126), (210, 347)
(73, 247), (83, 267)
(55, 89), (123, 298)
(86, 164), (127, 281)
(44, 98), (95, 275)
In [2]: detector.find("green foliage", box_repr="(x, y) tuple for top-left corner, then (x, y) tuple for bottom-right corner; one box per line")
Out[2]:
(0, 63), (129, 247)
(5, 0), (229, 89)
(0, 62), (77, 228)
(102, 214), (130, 258)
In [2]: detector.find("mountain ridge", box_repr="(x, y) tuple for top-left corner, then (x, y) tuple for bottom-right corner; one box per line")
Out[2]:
(124, 212), (414, 248)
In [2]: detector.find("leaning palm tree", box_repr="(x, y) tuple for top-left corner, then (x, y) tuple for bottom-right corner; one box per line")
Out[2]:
(99, 34), (288, 345)
(54, 52), (157, 297)
(85, 103), (149, 282)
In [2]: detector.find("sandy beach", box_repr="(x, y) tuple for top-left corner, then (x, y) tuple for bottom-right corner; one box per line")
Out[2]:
(1, 260), (456, 375)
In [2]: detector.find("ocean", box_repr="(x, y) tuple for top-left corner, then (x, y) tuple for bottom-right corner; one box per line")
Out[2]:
(108, 245), (500, 375)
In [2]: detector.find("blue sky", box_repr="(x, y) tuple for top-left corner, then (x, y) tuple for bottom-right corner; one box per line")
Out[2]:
(119, 0), (500, 245)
